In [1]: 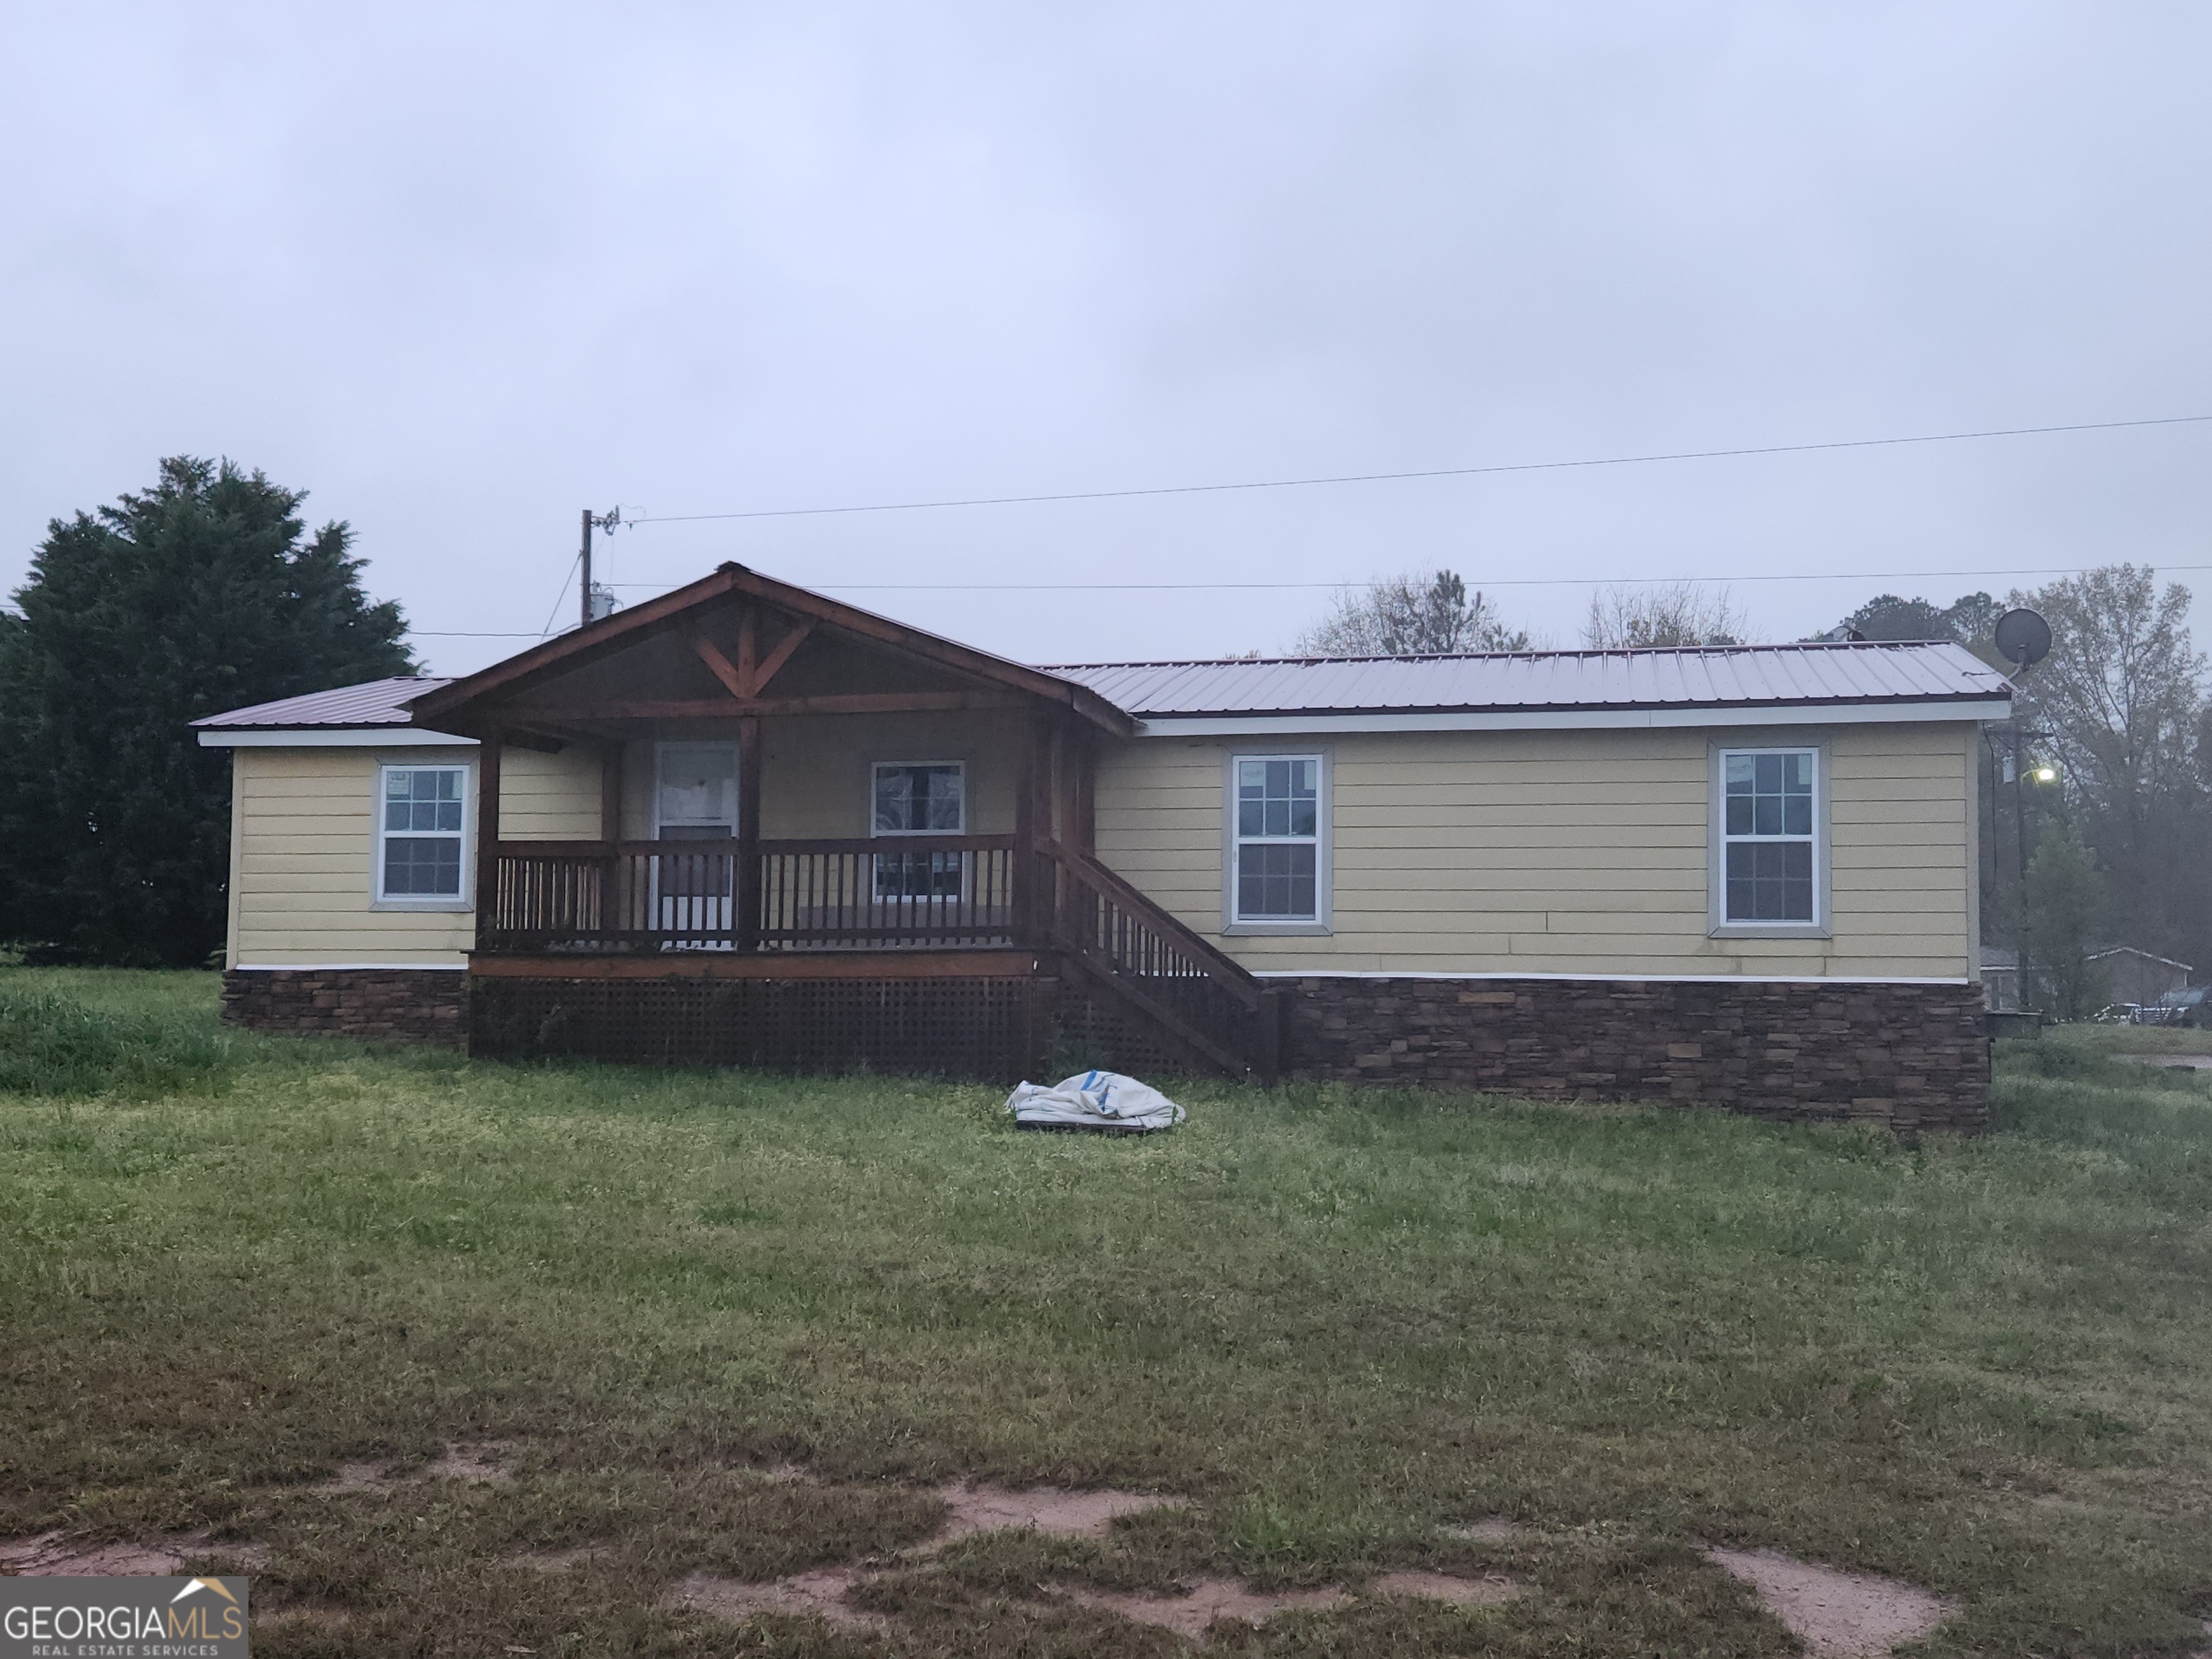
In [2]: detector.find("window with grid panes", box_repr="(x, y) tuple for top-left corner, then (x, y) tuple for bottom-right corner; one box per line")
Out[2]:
(1232, 755), (1321, 921)
(377, 765), (467, 899)
(1719, 748), (1816, 923)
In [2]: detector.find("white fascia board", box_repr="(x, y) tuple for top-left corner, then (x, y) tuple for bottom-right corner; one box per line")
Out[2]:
(197, 727), (478, 748)
(1251, 968), (1972, 985)
(1132, 698), (2011, 737)
(231, 961), (469, 971)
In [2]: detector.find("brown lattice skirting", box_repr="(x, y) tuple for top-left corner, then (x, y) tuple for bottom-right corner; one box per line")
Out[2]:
(468, 973), (1056, 1080)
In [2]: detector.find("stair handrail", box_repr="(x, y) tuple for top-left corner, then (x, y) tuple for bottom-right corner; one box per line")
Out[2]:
(1037, 840), (1265, 1008)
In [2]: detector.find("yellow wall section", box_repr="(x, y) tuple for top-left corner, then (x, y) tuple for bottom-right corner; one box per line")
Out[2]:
(609, 713), (1026, 840)
(1092, 722), (1978, 980)
(503, 746), (604, 840)
(230, 744), (601, 967)
(228, 718), (1979, 981)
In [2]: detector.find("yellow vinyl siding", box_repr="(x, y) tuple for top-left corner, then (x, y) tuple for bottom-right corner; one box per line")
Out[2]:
(227, 717), (1978, 981)
(609, 713), (1026, 840)
(231, 746), (477, 966)
(502, 745), (604, 840)
(1094, 722), (1977, 980)
(230, 742), (606, 968)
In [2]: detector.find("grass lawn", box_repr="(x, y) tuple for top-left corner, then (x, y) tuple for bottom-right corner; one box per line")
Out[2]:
(3, 968), (2210, 1657)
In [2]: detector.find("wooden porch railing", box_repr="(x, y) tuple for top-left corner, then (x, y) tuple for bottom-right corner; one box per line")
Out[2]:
(486, 835), (1017, 953)
(1034, 841), (1285, 1081)
(482, 833), (1285, 1079)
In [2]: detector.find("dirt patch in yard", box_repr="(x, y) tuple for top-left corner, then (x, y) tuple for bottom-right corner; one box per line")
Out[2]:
(669, 1565), (884, 1628)
(1710, 1547), (1954, 1657)
(932, 1480), (1174, 1543)
(320, 1440), (513, 1491)
(1066, 1578), (1352, 1636)
(0, 1529), (268, 1575)
(512, 1544), (612, 1572)
(1440, 1516), (1523, 1542)
(426, 1441), (513, 1482)
(1371, 1569), (1522, 1606)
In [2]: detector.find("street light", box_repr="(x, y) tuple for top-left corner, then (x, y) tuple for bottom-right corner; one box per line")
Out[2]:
(2032, 765), (2056, 784)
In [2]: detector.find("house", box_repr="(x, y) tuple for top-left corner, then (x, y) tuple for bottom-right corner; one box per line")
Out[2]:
(192, 562), (2011, 1131)
(2084, 945), (2192, 1010)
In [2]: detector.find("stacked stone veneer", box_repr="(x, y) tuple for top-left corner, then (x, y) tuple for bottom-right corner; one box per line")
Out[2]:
(221, 968), (469, 1048)
(1282, 976), (1990, 1133)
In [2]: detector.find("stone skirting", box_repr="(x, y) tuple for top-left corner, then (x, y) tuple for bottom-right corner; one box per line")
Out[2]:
(220, 968), (469, 1048)
(1281, 976), (1990, 1133)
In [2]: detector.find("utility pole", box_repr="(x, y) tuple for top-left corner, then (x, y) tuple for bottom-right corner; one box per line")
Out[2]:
(579, 508), (620, 630)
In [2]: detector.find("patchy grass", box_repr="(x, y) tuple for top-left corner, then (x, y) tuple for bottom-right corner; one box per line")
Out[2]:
(1, 967), (2209, 1656)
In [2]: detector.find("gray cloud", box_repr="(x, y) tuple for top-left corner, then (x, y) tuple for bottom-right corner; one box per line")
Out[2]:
(3, 2), (2206, 673)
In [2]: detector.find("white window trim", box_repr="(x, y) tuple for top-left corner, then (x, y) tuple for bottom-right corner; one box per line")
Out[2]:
(1221, 748), (1332, 936)
(1709, 741), (1830, 940)
(370, 762), (474, 912)
(868, 759), (968, 836)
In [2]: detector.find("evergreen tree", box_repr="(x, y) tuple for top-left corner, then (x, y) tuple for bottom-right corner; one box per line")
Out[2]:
(0, 458), (413, 966)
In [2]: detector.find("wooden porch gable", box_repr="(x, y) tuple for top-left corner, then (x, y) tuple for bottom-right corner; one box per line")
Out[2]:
(405, 560), (1133, 742)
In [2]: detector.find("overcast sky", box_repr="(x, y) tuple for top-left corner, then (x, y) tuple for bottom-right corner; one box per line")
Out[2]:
(3, 4), (2207, 675)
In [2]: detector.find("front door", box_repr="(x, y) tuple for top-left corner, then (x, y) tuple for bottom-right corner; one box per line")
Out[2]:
(655, 743), (737, 941)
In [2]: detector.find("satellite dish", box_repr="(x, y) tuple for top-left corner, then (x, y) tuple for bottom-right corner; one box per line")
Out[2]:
(1993, 608), (2052, 672)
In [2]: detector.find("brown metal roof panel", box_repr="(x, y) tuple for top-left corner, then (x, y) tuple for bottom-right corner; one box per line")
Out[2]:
(1044, 642), (2008, 716)
(192, 677), (455, 729)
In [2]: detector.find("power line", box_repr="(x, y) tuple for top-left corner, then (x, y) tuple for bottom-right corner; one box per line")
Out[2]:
(602, 560), (2212, 595)
(408, 559), (2212, 636)
(621, 413), (2212, 526)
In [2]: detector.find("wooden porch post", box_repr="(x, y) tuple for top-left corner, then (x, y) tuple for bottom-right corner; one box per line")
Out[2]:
(1013, 715), (1053, 947)
(600, 741), (623, 844)
(473, 732), (503, 948)
(736, 715), (763, 950)
(1066, 725), (1097, 858)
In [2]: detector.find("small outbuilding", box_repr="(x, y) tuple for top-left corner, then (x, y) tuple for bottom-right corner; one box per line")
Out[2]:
(2085, 945), (2193, 1010)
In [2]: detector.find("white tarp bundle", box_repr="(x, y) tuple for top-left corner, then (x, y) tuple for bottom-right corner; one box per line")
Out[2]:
(1005, 1070), (1186, 1133)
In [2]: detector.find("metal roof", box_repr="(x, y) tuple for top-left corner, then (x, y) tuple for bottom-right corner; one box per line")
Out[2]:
(191, 676), (455, 729)
(1046, 642), (2008, 719)
(191, 642), (2010, 733)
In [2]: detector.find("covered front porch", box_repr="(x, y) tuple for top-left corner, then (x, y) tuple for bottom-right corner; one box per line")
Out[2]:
(404, 563), (1282, 1079)
(480, 709), (1064, 957)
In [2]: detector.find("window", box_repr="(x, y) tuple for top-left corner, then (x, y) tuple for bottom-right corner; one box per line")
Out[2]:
(1230, 754), (1324, 925)
(872, 762), (964, 900)
(377, 765), (468, 901)
(1719, 747), (1817, 925)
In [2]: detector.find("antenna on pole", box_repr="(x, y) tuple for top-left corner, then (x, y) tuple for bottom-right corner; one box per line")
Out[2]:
(579, 508), (622, 629)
